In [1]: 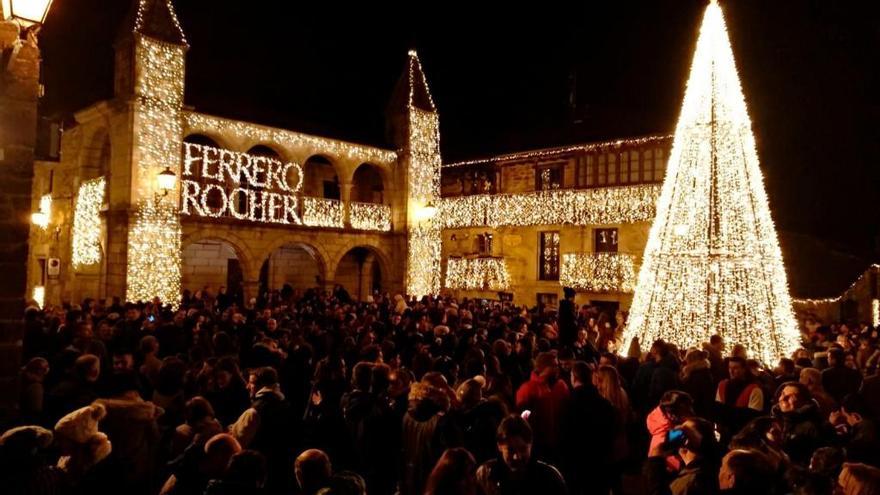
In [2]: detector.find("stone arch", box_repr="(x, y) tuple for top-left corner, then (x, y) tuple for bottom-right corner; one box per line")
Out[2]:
(330, 242), (393, 300)
(259, 237), (330, 294)
(78, 126), (111, 179)
(181, 228), (257, 281)
(183, 132), (230, 150)
(349, 162), (389, 204)
(302, 154), (341, 199)
(180, 232), (255, 304)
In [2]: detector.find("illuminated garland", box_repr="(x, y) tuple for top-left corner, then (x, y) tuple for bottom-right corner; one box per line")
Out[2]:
(32, 285), (45, 309)
(33, 194), (51, 229)
(350, 202), (391, 231)
(439, 184), (660, 228)
(302, 197), (344, 228)
(405, 51), (442, 297)
(445, 256), (511, 291)
(622, 2), (799, 365)
(71, 177), (106, 268)
(126, 34), (185, 306)
(444, 134), (673, 168)
(560, 252), (636, 292)
(873, 299), (879, 328)
(126, 200), (182, 304)
(184, 113), (397, 166)
(792, 264), (880, 306)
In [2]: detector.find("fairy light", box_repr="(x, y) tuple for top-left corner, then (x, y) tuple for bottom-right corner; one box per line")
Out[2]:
(32, 194), (52, 229)
(184, 113), (397, 166)
(126, 200), (181, 304)
(440, 184), (659, 228)
(622, 2), (799, 365)
(126, 27), (186, 305)
(792, 264), (880, 306)
(445, 256), (511, 291)
(32, 285), (45, 309)
(405, 50), (442, 297)
(350, 202), (392, 231)
(560, 252), (636, 293)
(444, 135), (673, 168)
(71, 177), (106, 268)
(302, 197), (344, 228)
(873, 299), (879, 327)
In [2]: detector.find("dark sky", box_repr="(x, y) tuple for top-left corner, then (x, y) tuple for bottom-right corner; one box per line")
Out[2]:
(38, 0), (880, 294)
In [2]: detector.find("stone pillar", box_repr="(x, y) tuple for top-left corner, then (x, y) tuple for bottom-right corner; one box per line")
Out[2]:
(0, 22), (41, 413)
(340, 181), (353, 226)
(242, 280), (260, 306)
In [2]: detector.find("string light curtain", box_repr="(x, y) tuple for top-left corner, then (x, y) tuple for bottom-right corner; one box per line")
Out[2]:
(622, 1), (799, 364)
(71, 177), (106, 268)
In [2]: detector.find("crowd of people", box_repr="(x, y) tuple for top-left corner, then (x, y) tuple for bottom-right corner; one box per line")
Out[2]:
(3, 284), (880, 495)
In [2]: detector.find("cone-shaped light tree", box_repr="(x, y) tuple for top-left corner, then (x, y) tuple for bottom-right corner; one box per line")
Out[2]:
(622, 1), (800, 364)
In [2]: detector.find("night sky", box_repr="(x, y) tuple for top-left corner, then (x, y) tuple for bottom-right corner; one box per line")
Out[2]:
(37, 0), (880, 295)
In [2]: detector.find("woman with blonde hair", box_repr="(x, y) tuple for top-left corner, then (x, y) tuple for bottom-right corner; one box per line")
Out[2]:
(593, 365), (631, 493)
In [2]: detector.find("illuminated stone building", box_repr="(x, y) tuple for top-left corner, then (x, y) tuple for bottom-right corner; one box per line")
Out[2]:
(27, 0), (671, 310)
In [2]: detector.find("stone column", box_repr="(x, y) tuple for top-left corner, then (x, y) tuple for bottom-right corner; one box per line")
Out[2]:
(0, 23), (41, 413)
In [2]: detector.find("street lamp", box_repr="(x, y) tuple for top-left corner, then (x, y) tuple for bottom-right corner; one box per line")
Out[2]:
(417, 201), (437, 222)
(1, 0), (54, 29)
(155, 166), (177, 204)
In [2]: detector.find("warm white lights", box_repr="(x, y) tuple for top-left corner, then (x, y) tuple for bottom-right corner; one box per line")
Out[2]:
(350, 202), (391, 231)
(157, 166), (177, 193)
(623, 2), (799, 365)
(873, 299), (879, 328)
(126, 200), (182, 305)
(32, 285), (44, 308)
(126, 34), (186, 305)
(302, 197), (344, 228)
(405, 51), (442, 298)
(31, 193), (51, 229)
(560, 252), (636, 293)
(445, 256), (511, 291)
(440, 184), (659, 229)
(2, 0), (54, 27)
(71, 177), (106, 268)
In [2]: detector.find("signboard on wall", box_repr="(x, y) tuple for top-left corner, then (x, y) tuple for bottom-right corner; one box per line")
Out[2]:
(180, 142), (304, 225)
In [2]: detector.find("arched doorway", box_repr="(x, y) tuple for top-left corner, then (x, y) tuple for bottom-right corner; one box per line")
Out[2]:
(351, 163), (386, 204)
(181, 239), (245, 304)
(303, 155), (340, 199)
(334, 246), (387, 301)
(260, 243), (325, 301)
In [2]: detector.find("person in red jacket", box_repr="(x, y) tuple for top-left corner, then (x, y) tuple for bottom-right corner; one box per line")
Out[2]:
(716, 356), (765, 439)
(515, 352), (569, 463)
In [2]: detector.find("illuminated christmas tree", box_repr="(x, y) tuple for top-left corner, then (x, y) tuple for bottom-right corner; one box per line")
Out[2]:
(622, 1), (800, 364)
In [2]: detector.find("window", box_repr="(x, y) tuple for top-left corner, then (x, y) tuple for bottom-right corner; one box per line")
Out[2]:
(584, 155), (595, 187)
(607, 153), (617, 185)
(597, 154), (607, 185)
(537, 292), (559, 309)
(630, 150), (640, 183)
(536, 164), (563, 190)
(539, 231), (560, 280)
(478, 232), (494, 254)
(619, 152), (628, 184)
(655, 147), (666, 181)
(643, 149), (654, 182)
(594, 228), (618, 253)
(323, 180), (341, 200)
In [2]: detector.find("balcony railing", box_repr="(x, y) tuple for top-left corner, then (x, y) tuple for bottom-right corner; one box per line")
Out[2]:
(560, 252), (637, 293)
(350, 202), (392, 231)
(445, 255), (510, 291)
(302, 197), (344, 228)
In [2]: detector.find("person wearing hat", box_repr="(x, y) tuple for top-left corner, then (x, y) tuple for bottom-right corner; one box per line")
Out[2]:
(558, 287), (577, 349)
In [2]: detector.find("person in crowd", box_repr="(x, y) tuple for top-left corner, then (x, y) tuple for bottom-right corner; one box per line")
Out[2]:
(514, 351), (569, 462)
(822, 347), (863, 404)
(644, 417), (720, 495)
(715, 356), (764, 438)
(771, 381), (827, 465)
(47, 353), (100, 423)
(561, 361), (616, 495)
(161, 433), (241, 495)
(206, 357), (251, 427)
(799, 367), (838, 418)
(557, 287), (578, 349)
(837, 462), (880, 495)
(19, 357), (50, 425)
(647, 390), (695, 471)
(229, 366), (295, 492)
(829, 394), (880, 467)
(93, 370), (163, 495)
(680, 349), (715, 418)
(204, 449), (267, 495)
(475, 415), (567, 495)
(424, 447), (478, 495)
(295, 449), (332, 495)
(718, 449), (776, 495)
